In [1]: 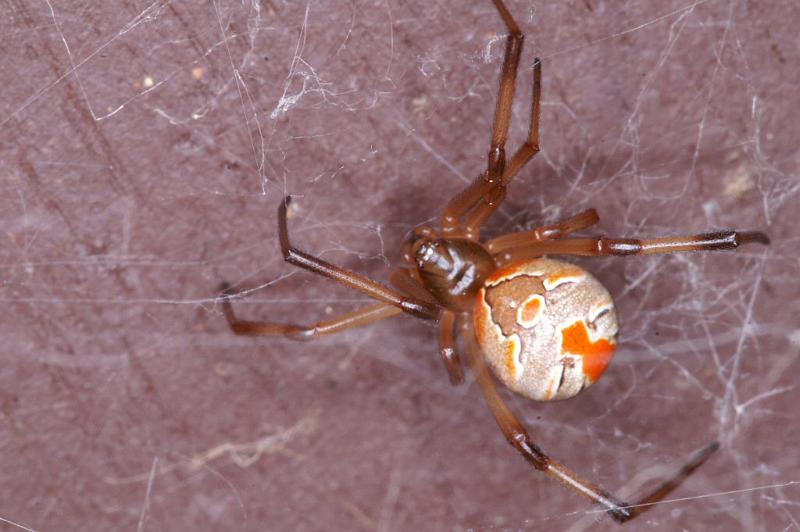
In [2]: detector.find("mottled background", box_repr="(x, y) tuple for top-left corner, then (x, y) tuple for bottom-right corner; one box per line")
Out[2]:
(1, 0), (797, 530)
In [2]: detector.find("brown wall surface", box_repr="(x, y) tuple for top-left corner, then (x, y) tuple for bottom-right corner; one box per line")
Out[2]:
(1, 1), (796, 530)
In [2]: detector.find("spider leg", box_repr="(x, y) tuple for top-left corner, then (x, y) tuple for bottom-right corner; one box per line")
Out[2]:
(389, 268), (438, 305)
(492, 230), (770, 264)
(486, 208), (600, 253)
(502, 57), (542, 188)
(438, 310), (465, 385)
(460, 321), (719, 523)
(463, 58), (542, 234)
(219, 284), (402, 340)
(277, 196), (440, 320)
(484, 0), (524, 182)
(390, 270), (465, 384)
(441, 0), (527, 235)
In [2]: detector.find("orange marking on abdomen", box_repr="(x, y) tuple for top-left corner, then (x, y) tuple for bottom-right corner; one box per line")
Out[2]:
(486, 263), (525, 286)
(474, 296), (490, 346)
(561, 320), (614, 383)
(518, 295), (543, 326)
(504, 336), (521, 381)
(543, 376), (557, 401)
(544, 266), (584, 289)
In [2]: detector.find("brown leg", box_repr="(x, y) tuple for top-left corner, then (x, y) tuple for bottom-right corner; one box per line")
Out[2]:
(440, 0), (526, 234)
(389, 268), (438, 305)
(460, 321), (719, 523)
(502, 57), (542, 186)
(219, 284), (402, 340)
(486, 208), (599, 253)
(484, 0), (524, 181)
(277, 196), (440, 320)
(389, 270), (464, 384)
(438, 310), (464, 385)
(463, 58), (542, 234)
(494, 230), (770, 265)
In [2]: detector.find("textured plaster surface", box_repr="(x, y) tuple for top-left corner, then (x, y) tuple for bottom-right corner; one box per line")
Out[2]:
(1, 1), (797, 531)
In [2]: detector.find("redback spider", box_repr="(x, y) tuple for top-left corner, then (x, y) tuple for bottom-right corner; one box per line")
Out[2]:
(218, 0), (769, 523)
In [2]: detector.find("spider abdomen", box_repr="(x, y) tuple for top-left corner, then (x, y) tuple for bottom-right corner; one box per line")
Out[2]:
(474, 258), (619, 401)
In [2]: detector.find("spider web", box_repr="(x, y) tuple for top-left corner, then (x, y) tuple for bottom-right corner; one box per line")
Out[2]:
(0, 0), (797, 530)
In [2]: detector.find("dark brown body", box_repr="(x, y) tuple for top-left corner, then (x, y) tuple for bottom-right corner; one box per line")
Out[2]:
(413, 238), (496, 312)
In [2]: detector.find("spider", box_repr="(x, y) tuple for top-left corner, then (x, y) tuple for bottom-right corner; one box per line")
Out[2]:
(218, 0), (769, 523)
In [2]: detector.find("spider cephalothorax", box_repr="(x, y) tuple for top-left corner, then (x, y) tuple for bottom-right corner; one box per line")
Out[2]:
(219, 0), (768, 523)
(411, 236), (496, 311)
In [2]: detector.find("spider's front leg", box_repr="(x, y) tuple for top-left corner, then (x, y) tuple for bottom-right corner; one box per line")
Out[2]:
(388, 269), (465, 385)
(463, 57), (541, 234)
(438, 310), (465, 385)
(441, 0), (540, 237)
(460, 320), (719, 524)
(217, 197), (444, 340)
(275, 197), (440, 320)
(218, 283), (402, 340)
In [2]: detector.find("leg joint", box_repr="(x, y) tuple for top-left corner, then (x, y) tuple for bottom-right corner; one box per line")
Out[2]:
(510, 434), (549, 470)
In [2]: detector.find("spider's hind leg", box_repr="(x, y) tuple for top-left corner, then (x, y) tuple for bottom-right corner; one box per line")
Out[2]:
(460, 320), (720, 523)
